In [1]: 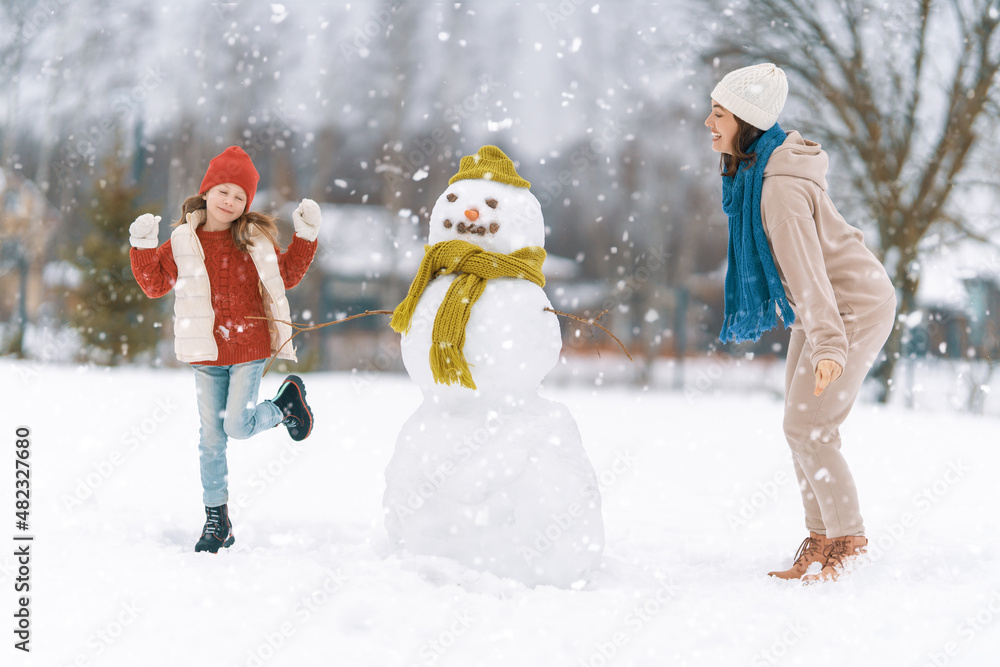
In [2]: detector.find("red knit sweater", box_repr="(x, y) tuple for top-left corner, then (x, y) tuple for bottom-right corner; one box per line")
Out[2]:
(130, 228), (317, 365)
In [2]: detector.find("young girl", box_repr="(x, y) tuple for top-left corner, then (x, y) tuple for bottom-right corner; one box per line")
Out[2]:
(704, 64), (897, 582)
(128, 146), (322, 553)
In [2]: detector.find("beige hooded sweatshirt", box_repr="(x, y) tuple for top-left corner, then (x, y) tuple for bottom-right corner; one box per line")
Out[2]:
(761, 131), (896, 370)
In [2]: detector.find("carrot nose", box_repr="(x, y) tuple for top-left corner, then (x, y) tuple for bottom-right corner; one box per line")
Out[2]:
(465, 209), (479, 222)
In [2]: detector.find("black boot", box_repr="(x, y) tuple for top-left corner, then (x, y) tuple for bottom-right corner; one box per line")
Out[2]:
(271, 374), (313, 441)
(194, 504), (235, 553)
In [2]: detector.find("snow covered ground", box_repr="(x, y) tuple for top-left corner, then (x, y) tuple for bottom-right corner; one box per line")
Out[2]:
(2, 359), (998, 667)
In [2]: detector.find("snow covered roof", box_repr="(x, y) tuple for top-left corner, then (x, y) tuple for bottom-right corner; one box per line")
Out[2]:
(311, 204), (425, 280)
(542, 254), (581, 280)
(548, 281), (609, 311)
(1, 168), (60, 222)
(308, 203), (581, 282)
(917, 241), (1000, 309)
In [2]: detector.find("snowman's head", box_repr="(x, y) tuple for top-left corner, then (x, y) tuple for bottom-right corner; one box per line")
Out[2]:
(428, 145), (544, 254)
(428, 178), (544, 253)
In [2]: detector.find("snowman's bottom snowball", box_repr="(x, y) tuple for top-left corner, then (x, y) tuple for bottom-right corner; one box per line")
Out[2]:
(383, 395), (604, 588)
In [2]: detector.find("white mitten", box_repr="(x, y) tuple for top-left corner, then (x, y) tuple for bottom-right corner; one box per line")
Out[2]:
(129, 213), (161, 249)
(292, 198), (322, 242)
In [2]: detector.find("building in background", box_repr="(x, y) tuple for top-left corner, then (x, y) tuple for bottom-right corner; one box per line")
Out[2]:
(0, 169), (61, 355)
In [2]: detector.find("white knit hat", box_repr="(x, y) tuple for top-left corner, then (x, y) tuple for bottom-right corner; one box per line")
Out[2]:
(711, 63), (788, 130)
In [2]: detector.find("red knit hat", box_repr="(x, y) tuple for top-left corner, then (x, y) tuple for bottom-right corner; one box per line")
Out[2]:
(199, 146), (260, 213)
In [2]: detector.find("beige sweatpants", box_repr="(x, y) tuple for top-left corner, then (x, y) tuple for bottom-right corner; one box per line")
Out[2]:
(783, 311), (895, 538)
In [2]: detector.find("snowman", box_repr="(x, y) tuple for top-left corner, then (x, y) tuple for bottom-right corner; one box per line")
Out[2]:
(384, 145), (604, 587)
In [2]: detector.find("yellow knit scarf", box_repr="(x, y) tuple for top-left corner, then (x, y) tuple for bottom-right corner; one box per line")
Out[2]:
(390, 240), (547, 389)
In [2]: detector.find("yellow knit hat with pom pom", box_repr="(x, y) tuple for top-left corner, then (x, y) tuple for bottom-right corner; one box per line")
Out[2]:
(448, 145), (531, 188)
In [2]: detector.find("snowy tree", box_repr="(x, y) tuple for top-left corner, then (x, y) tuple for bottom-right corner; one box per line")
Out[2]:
(67, 145), (162, 364)
(709, 0), (1000, 401)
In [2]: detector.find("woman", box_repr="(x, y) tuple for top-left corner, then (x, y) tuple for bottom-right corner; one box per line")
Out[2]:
(704, 64), (896, 582)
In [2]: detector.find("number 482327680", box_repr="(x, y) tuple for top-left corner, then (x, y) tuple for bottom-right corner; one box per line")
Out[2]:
(15, 426), (30, 530)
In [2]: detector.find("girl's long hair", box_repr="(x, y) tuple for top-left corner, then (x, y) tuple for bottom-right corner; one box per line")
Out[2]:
(174, 194), (282, 253)
(720, 116), (764, 177)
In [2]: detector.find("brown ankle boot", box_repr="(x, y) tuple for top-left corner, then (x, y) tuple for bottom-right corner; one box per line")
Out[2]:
(801, 535), (868, 584)
(767, 532), (831, 580)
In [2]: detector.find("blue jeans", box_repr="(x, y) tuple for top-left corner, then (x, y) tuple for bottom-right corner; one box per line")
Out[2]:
(193, 359), (283, 506)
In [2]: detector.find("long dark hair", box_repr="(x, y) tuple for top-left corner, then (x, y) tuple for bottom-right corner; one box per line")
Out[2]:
(173, 194), (282, 253)
(720, 116), (764, 177)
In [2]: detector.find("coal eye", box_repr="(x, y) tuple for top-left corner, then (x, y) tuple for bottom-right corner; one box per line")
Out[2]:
(446, 193), (458, 203)
(485, 198), (498, 209)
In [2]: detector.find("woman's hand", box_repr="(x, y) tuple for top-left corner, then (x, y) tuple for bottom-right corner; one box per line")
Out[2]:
(814, 359), (843, 396)
(293, 198), (322, 242)
(129, 213), (161, 248)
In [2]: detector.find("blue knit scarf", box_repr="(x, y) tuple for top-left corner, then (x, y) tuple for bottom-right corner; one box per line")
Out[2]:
(719, 123), (796, 343)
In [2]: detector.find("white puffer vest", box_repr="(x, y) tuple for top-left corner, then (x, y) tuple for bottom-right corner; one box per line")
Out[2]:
(170, 215), (296, 363)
